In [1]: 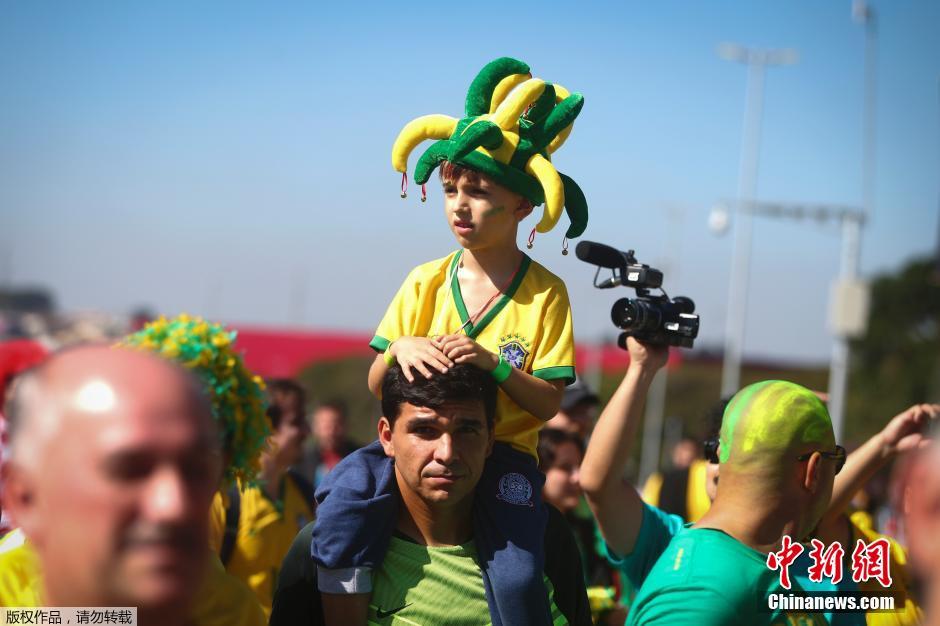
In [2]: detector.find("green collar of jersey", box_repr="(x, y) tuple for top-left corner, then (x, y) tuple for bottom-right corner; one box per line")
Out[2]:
(449, 250), (531, 339)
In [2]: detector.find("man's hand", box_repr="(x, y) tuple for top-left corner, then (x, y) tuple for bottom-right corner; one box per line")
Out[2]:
(820, 402), (940, 533)
(435, 334), (498, 372)
(880, 403), (940, 457)
(625, 336), (669, 374)
(389, 336), (454, 382)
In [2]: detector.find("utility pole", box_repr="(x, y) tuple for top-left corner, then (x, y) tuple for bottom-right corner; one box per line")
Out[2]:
(718, 44), (798, 398)
(827, 1), (878, 440)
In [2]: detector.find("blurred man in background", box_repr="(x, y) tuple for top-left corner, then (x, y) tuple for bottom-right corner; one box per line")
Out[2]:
(211, 377), (315, 618)
(0, 346), (220, 626)
(299, 399), (359, 488)
(0, 339), (48, 537)
(546, 378), (599, 440)
(903, 441), (940, 625)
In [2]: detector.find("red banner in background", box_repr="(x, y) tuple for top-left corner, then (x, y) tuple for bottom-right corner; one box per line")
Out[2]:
(232, 325), (683, 379)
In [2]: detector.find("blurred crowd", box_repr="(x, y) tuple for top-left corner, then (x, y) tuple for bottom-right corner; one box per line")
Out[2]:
(0, 318), (937, 626)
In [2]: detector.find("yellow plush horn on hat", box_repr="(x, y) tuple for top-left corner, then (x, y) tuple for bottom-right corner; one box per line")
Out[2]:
(392, 114), (458, 173)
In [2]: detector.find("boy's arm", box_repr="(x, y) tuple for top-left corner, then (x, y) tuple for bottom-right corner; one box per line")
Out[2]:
(435, 334), (564, 420)
(580, 338), (668, 557)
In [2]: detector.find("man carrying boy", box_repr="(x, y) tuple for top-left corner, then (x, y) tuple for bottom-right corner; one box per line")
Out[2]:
(312, 57), (590, 626)
(272, 364), (592, 625)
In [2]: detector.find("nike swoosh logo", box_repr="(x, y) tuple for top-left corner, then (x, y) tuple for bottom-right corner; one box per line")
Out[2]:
(376, 603), (411, 618)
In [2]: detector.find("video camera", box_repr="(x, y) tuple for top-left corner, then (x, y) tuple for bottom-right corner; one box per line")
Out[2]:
(575, 241), (700, 349)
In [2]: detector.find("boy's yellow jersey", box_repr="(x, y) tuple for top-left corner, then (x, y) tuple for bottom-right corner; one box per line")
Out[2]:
(371, 250), (575, 458)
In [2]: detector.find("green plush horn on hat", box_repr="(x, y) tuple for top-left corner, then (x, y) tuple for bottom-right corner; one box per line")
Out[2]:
(391, 57), (589, 240)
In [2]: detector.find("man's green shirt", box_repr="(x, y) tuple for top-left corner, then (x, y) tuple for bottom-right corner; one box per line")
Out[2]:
(369, 535), (568, 626)
(627, 527), (827, 626)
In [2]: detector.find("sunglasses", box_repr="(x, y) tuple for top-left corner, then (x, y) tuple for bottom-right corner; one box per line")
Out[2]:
(704, 439), (846, 475)
(703, 436), (720, 464)
(797, 445), (847, 475)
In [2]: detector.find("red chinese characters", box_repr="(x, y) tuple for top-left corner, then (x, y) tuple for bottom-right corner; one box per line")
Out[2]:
(807, 538), (845, 584)
(767, 536), (893, 590)
(766, 535), (804, 590)
(851, 538), (893, 588)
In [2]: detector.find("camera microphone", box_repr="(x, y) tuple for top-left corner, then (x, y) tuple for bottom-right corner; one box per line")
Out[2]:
(575, 241), (627, 270)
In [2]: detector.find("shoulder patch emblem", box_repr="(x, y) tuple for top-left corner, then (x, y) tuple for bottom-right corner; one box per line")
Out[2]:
(497, 472), (534, 507)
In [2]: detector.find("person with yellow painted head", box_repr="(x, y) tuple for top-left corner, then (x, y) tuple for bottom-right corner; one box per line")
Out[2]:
(626, 379), (839, 625)
(313, 56), (588, 626)
(583, 337), (933, 624)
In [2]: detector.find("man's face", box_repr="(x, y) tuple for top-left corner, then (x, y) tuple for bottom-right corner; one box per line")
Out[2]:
(271, 407), (310, 467)
(19, 367), (219, 611)
(904, 449), (940, 580)
(313, 406), (345, 451)
(379, 401), (493, 506)
(542, 441), (583, 513)
(443, 172), (531, 251)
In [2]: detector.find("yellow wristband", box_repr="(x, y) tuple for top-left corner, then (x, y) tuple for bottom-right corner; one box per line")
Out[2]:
(490, 356), (512, 384)
(383, 345), (396, 367)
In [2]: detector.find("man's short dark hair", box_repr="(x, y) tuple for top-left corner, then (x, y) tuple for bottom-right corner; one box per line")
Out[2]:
(316, 399), (348, 419)
(381, 364), (497, 430)
(537, 428), (585, 473)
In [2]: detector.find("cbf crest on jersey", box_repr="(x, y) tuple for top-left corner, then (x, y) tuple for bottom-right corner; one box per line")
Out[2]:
(498, 333), (531, 370)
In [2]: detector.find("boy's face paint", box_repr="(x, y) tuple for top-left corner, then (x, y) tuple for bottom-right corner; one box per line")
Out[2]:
(443, 173), (529, 251)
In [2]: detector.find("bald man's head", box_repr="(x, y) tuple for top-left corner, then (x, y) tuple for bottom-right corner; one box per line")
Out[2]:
(719, 380), (834, 475)
(6, 345), (211, 463)
(1, 345), (220, 624)
(715, 380), (838, 539)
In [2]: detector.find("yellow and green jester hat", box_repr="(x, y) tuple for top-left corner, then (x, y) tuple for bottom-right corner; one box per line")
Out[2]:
(391, 56), (588, 243)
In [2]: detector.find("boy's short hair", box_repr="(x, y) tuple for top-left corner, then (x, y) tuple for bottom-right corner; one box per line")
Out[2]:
(439, 160), (484, 186)
(381, 363), (497, 430)
(439, 160), (533, 208)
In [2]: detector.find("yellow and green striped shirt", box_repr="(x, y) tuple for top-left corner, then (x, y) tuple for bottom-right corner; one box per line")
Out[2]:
(369, 535), (568, 626)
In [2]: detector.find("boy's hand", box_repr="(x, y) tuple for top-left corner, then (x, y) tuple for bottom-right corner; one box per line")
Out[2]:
(390, 336), (454, 382)
(435, 334), (498, 372)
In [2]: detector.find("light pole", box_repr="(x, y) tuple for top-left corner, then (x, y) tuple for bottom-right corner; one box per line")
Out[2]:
(826, 1), (878, 440)
(718, 44), (798, 398)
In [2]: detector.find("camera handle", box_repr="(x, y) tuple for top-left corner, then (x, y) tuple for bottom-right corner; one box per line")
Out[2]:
(593, 266), (622, 289)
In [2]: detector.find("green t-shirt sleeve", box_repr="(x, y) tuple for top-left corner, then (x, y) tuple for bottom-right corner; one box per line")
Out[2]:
(626, 585), (738, 625)
(604, 503), (685, 589)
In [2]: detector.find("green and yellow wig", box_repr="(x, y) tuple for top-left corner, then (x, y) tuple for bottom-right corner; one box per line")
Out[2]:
(120, 314), (269, 485)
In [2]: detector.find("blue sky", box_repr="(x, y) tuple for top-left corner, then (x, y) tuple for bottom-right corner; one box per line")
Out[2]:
(1, 1), (937, 363)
